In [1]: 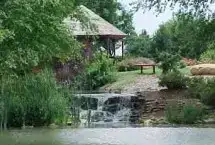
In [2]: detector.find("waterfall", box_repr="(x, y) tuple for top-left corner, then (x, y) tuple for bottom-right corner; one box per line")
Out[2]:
(72, 93), (144, 128)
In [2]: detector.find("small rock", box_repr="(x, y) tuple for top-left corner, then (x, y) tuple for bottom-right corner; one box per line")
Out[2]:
(204, 118), (215, 124)
(144, 119), (153, 126)
(22, 125), (34, 129)
(49, 123), (59, 129)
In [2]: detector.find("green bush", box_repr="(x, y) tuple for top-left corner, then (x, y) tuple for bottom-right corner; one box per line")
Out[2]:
(200, 79), (215, 106)
(74, 54), (117, 90)
(1, 68), (70, 128)
(200, 42), (215, 63)
(187, 77), (215, 107)
(187, 77), (207, 99)
(165, 102), (204, 124)
(157, 52), (182, 74)
(159, 71), (188, 89)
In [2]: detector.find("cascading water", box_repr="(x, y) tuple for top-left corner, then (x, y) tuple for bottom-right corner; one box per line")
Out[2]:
(72, 93), (144, 128)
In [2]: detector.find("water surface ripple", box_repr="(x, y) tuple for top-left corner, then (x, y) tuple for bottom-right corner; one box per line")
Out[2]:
(2, 127), (215, 145)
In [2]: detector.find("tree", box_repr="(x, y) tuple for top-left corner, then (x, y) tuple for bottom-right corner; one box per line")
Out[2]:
(0, 0), (80, 129)
(151, 20), (177, 60)
(171, 14), (211, 59)
(133, 0), (214, 15)
(126, 31), (152, 57)
(151, 13), (215, 59)
(76, 0), (135, 35)
(0, 0), (81, 75)
(116, 3), (135, 35)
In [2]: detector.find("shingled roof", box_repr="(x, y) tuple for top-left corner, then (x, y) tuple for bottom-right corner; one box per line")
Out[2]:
(64, 5), (127, 39)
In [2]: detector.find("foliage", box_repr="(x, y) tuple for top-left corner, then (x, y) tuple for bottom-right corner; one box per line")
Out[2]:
(187, 77), (207, 99)
(200, 44), (215, 63)
(151, 21), (177, 59)
(157, 52), (182, 74)
(74, 54), (117, 90)
(0, 0), (83, 130)
(117, 57), (154, 72)
(187, 77), (215, 107)
(117, 61), (138, 72)
(199, 79), (215, 107)
(172, 14), (210, 59)
(0, 0), (81, 75)
(0, 68), (70, 128)
(126, 32), (152, 57)
(151, 14), (212, 60)
(133, 0), (214, 16)
(76, 0), (135, 35)
(159, 71), (188, 89)
(165, 101), (204, 124)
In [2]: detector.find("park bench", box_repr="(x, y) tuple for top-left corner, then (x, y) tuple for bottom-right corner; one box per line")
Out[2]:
(134, 64), (157, 74)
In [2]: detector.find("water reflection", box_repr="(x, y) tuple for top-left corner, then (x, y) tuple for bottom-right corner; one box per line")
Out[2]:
(1, 128), (215, 145)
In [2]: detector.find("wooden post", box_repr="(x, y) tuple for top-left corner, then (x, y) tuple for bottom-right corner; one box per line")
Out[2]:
(153, 65), (156, 74)
(106, 38), (110, 57)
(87, 109), (91, 128)
(113, 40), (116, 58)
(113, 40), (116, 64)
(122, 39), (124, 60)
(87, 99), (91, 128)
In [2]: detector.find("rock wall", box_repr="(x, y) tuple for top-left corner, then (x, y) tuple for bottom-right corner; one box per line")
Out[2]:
(131, 92), (166, 122)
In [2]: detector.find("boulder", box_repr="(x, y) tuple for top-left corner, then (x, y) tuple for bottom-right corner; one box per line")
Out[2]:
(191, 64), (215, 75)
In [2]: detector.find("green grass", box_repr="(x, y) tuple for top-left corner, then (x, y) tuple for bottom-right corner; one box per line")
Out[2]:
(100, 71), (139, 91)
(118, 67), (191, 76)
(100, 67), (191, 91)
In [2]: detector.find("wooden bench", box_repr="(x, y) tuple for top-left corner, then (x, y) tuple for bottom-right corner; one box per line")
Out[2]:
(134, 64), (157, 74)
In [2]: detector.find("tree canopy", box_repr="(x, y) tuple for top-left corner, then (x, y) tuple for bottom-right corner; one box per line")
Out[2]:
(0, 0), (81, 75)
(126, 30), (152, 57)
(126, 12), (215, 61)
(152, 13), (215, 59)
(133, 0), (215, 15)
(76, 0), (135, 35)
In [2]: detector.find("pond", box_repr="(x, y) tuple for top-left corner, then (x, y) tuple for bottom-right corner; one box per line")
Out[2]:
(1, 127), (215, 145)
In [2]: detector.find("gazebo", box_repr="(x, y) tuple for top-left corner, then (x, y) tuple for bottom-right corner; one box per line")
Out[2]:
(64, 5), (127, 59)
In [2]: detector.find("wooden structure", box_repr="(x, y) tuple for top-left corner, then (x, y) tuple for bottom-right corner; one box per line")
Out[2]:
(55, 6), (127, 83)
(134, 64), (157, 74)
(64, 5), (127, 59)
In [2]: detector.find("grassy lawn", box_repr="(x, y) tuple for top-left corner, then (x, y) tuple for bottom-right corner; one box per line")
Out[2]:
(131, 66), (191, 76)
(100, 71), (139, 91)
(100, 67), (191, 91)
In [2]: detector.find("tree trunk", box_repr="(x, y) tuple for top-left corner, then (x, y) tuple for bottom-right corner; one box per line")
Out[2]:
(0, 116), (3, 131)
(3, 108), (7, 130)
(22, 109), (26, 129)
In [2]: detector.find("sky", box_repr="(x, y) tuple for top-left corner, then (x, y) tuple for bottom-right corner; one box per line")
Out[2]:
(116, 0), (175, 55)
(119, 0), (215, 35)
(119, 0), (175, 35)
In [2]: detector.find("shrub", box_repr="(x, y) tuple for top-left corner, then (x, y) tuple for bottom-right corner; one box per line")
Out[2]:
(187, 77), (207, 99)
(200, 79), (215, 106)
(159, 71), (188, 89)
(200, 43), (215, 63)
(178, 60), (187, 69)
(74, 54), (117, 90)
(117, 60), (137, 72)
(1, 68), (69, 128)
(117, 57), (155, 72)
(157, 52), (182, 74)
(187, 77), (215, 107)
(165, 101), (204, 124)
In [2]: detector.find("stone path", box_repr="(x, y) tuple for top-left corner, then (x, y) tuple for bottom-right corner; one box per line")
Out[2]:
(123, 75), (165, 93)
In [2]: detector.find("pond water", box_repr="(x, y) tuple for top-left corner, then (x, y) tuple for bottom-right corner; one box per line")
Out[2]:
(1, 127), (215, 145)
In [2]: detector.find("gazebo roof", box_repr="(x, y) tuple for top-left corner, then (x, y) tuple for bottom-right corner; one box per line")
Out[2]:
(64, 5), (127, 39)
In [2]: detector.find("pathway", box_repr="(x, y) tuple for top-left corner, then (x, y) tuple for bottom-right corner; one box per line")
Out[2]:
(123, 75), (165, 93)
